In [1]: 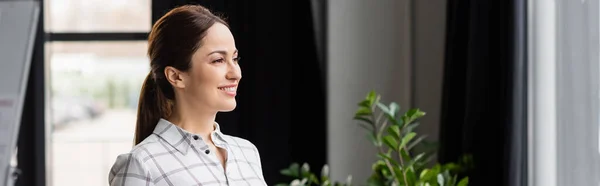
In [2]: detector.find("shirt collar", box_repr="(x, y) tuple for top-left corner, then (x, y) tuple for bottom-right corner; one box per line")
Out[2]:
(152, 118), (229, 155)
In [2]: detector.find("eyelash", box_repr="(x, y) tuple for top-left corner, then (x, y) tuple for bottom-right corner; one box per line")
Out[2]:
(212, 57), (241, 63)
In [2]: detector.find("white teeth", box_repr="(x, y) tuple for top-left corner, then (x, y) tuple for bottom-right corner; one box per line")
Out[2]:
(219, 87), (236, 92)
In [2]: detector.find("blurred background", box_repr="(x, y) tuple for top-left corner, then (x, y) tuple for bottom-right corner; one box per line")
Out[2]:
(1, 0), (598, 186)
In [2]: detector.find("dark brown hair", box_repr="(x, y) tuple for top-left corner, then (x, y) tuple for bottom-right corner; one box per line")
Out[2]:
(135, 5), (229, 145)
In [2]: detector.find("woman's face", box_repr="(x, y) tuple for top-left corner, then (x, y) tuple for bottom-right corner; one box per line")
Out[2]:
(170, 22), (241, 112)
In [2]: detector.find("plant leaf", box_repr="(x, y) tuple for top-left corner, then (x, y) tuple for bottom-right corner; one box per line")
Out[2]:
(401, 115), (410, 127)
(419, 169), (429, 179)
(355, 107), (372, 116)
(420, 168), (437, 183)
(406, 108), (426, 123)
(405, 168), (417, 185)
(392, 166), (404, 184)
(389, 102), (400, 117)
(321, 164), (329, 179)
(367, 176), (386, 186)
(301, 163), (311, 177)
(354, 115), (374, 125)
(399, 132), (417, 150)
(437, 173), (445, 186)
(396, 116), (405, 127)
(367, 90), (377, 105)
(457, 177), (469, 186)
(443, 163), (460, 172)
(442, 170), (452, 186)
(403, 122), (420, 135)
(388, 115), (401, 126)
(309, 174), (319, 185)
(376, 102), (390, 116)
(400, 148), (412, 165)
(282, 163), (300, 177)
(281, 169), (294, 177)
(359, 100), (371, 108)
(367, 133), (380, 147)
(388, 125), (400, 139)
(407, 135), (428, 150)
(378, 102), (401, 126)
(407, 152), (426, 169)
(383, 135), (399, 151)
(300, 178), (308, 185)
(449, 174), (458, 186)
(377, 151), (399, 167)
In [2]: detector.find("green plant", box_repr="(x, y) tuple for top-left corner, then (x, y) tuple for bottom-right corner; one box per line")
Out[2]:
(276, 163), (352, 186)
(279, 90), (471, 186)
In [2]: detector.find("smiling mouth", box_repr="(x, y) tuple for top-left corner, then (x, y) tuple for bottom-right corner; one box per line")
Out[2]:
(218, 86), (237, 97)
(218, 87), (236, 92)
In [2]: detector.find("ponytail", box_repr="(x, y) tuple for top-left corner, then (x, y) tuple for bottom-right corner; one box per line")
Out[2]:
(134, 72), (172, 145)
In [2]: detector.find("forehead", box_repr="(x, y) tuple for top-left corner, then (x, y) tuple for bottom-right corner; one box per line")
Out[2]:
(199, 23), (236, 51)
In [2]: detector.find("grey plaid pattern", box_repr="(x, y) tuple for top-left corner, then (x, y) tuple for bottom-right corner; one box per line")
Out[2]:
(109, 118), (267, 186)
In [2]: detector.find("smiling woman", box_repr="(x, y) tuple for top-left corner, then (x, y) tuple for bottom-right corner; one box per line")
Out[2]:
(108, 5), (266, 186)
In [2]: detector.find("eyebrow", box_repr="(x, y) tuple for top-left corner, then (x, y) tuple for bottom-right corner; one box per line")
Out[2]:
(207, 49), (238, 56)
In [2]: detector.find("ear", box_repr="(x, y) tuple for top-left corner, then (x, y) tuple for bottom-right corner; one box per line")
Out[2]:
(164, 66), (186, 89)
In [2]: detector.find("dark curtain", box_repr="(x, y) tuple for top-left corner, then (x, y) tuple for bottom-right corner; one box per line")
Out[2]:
(152, 1), (327, 185)
(439, 0), (527, 186)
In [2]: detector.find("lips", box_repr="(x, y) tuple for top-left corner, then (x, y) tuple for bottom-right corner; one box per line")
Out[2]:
(218, 86), (236, 92)
(218, 85), (237, 96)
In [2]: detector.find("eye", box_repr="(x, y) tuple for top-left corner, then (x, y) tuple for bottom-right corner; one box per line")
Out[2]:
(212, 58), (225, 63)
(233, 56), (241, 62)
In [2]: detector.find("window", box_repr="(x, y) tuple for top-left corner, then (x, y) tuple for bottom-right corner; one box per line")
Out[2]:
(44, 0), (150, 32)
(48, 42), (148, 186)
(44, 1), (150, 186)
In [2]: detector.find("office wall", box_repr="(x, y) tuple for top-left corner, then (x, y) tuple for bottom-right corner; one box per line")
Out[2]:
(328, 0), (410, 183)
(413, 0), (447, 148)
(327, 0), (447, 183)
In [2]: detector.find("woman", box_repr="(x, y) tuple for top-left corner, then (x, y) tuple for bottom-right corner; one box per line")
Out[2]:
(108, 5), (266, 186)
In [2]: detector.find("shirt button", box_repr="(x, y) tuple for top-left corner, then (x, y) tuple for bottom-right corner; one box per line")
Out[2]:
(205, 149), (210, 154)
(193, 135), (199, 140)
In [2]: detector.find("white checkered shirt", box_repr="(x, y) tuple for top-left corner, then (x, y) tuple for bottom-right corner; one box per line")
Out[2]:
(108, 118), (267, 186)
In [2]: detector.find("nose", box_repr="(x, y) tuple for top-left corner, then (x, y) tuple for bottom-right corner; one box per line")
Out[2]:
(226, 61), (241, 80)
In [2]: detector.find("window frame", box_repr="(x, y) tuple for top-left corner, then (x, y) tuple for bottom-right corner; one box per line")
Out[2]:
(17, 0), (157, 185)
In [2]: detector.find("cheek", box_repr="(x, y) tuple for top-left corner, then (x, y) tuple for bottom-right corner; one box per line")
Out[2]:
(190, 67), (220, 90)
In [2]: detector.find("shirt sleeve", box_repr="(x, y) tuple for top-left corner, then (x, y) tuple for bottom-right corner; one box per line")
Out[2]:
(108, 153), (154, 186)
(252, 144), (268, 185)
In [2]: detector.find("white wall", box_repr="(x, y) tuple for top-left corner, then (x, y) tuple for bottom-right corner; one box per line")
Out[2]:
(413, 0), (447, 146)
(327, 0), (447, 183)
(327, 0), (410, 183)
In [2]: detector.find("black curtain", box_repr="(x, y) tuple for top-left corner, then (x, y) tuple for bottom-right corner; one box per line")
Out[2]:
(439, 0), (527, 186)
(152, 1), (327, 185)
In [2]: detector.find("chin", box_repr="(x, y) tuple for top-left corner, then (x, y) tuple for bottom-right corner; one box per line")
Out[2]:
(218, 101), (237, 112)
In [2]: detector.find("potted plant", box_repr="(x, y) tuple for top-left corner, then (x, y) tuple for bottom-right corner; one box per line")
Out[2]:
(277, 90), (471, 186)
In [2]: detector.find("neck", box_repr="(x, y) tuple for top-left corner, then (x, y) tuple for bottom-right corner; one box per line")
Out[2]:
(167, 102), (217, 140)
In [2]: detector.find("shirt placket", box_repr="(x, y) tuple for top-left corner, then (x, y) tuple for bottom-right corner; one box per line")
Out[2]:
(191, 133), (231, 185)
(212, 133), (231, 185)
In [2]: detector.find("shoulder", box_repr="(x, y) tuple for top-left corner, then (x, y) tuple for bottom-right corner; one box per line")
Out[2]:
(224, 135), (259, 151)
(109, 152), (152, 185)
(121, 134), (165, 162)
(108, 135), (162, 184)
(224, 135), (266, 182)
(223, 135), (263, 162)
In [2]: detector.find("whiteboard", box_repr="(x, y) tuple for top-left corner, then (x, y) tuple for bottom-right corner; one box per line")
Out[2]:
(0, 1), (39, 186)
